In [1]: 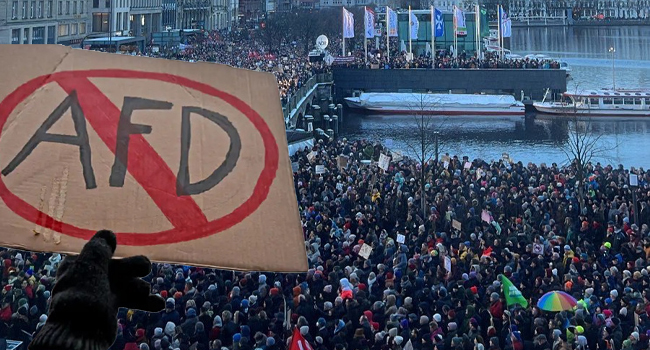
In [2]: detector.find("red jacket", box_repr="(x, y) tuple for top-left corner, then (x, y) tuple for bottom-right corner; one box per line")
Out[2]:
(0, 305), (12, 322)
(489, 300), (503, 320)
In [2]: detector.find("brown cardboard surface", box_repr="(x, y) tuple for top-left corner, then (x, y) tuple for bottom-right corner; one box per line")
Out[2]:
(0, 46), (307, 272)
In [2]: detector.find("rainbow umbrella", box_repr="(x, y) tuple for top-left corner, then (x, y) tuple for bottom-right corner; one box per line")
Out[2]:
(537, 291), (577, 312)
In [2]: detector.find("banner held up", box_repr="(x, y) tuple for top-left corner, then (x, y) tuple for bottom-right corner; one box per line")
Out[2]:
(0, 46), (307, 272)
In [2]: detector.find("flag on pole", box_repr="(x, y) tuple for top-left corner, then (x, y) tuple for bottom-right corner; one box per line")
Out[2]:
(409, 11), (419, 40)
(434, 8), (444, 37)
(499, 6), (512, 37)
(387, 7), (398, 37)
(343, 7), (355, 39)
(289, 327), (314, 350)
(501, 275), (528, 308)
(365, 7), (375, 38)
(454, 7), (466, 35)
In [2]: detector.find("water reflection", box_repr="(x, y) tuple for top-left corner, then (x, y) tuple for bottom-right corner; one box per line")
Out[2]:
(341, 26), (650, 168)
(510, 26), (650, 90)
(340, 114), (650, 168)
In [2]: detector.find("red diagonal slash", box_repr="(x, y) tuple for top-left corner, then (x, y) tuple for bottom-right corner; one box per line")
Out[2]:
(56, 77), (208, 228)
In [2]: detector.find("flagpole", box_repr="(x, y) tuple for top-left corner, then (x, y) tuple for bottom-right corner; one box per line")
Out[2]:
(386, 7), (390, 62)
(474, 4), (481, 60)
(496, 5), (501, 59)
(431, 5), (435, 68)
(500, 5), (503, 59)
(453, 5), (457, 58)
(408, 6), (412, 58)
(342, 7), (346, 57)
(364, 7), (368, 63)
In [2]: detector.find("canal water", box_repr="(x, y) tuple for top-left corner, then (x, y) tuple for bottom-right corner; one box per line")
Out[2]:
(340, 26), (650, 168)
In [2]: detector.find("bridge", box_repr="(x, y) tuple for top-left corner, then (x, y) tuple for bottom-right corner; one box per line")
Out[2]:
(282, 73), (333, 129)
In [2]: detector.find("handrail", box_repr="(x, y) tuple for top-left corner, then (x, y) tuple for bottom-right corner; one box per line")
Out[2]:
(282, 72), (333, 126)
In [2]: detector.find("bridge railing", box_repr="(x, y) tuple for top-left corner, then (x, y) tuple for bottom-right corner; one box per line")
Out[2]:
(282, 72), (333, 123)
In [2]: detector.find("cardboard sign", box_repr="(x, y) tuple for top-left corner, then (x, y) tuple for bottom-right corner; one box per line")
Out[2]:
(378, 153), (391, 171)
(452, 219), (462, 231)
(359, 243), (373, 259)
(337, 155), (349, 171)
(444, 256), (452, 273)
(315, 165), (326, 174)
(307, 151), (317, 162)
(392, 150), (403, 162)
(0, 46), (307, 272)
(396, 233), (405, 244)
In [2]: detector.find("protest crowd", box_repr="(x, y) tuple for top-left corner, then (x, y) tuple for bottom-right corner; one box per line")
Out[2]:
(2, 136), (650, 350)
(131, 30), (560, 107)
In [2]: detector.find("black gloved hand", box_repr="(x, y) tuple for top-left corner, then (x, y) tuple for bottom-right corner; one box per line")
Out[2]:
(29, 230), (165, 350)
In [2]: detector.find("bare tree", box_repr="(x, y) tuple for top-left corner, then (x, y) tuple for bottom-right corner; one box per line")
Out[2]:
(556, 86), (618, 212)
(402, 94), (448, 216)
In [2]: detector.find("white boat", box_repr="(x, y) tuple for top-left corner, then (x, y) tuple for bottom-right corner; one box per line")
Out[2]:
(533, 89), (650, 117)
(345, 93), (525, 116)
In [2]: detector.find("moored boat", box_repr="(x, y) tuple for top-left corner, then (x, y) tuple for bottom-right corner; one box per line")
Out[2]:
(533, 89), (650, 117)
(344, 93), (525, 116)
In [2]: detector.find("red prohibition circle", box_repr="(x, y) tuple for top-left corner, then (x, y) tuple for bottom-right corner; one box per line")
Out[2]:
(0, 69), (279, 246)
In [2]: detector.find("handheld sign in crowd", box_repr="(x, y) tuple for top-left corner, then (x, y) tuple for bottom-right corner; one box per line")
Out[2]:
(396, 233), (405, 244)
(0, 46), (307, 272)
(359, 243), (373, 259)
(378, 153), (391, 171)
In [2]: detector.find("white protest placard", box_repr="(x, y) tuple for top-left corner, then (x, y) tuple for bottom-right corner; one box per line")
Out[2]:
(464, 161), (471, 169)
(359, 243), (373, 259)
(378, 153), (391, 171)
(397, 234), (405, 244)
(315, 165), (326, 174)
(532, 243), (544, 255)
(307, 151), (317, 162)
(443, 161), (449, 170)
(392, 150), (403, 162)
(630, 174), (638, 187)
(444, 256), (452, 273)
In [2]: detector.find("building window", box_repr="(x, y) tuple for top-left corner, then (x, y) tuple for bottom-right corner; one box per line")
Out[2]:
(92, 12), (109, 31)
(66, 0), (70, 13)
(73, 0), (77, 13)
(38, 1), (43, 17)
(70, 22), (78, 34)
(12, 1), (18, 19)
(33, 26), (45, 44)
(58, 23), (69, 36)
(79, 22), (86, 33)
(22, 1), (27, 18)
(47, 25), (55, 43)
(11, 29), (20, 44)
(23, 28), (29, 44)
(105, 0), (110, 7)
(47, 0), (52, 16)
(58, 0), (62, 14)
(30, 1), (35, 17)
(92, 0), (98, 7)
(80, 1), (84, 13)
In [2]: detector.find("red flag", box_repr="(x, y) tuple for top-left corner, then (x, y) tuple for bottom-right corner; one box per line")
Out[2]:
(289, 327), (314, 350)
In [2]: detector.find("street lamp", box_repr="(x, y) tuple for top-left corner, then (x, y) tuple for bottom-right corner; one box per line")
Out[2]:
(608, 46), (616, 90)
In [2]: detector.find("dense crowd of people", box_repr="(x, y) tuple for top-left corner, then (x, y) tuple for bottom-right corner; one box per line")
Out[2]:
(2, 137), (650, 350)
(123, 30), (561, 107)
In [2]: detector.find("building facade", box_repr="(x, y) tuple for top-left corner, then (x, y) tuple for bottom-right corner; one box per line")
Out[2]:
(130, 0), (162, 36)
(90, 0), (130, 35)
(0, 0), (90, 44)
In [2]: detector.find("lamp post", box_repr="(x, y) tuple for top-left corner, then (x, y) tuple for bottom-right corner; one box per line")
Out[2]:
(608, 46), (616, 90)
